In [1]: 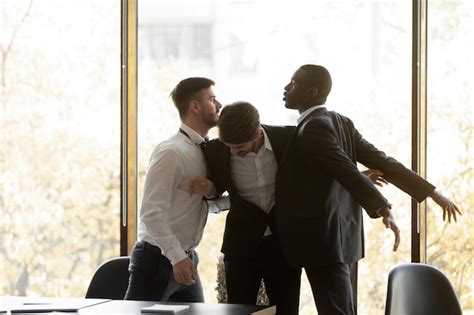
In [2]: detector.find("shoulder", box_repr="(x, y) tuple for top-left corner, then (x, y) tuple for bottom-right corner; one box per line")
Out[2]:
(151, 143), (178, 161)
(297, 112), (339, 143)
(262, 124), (295, 142)
(262, 124), (294, 132)
(327, 110), (354, 127)
(205, 138), (226, 150)
(301, 112), (331, 130)
(303, 110), (354, 130)
(202, 138), (228, 158)
(149, 135), (184, 164)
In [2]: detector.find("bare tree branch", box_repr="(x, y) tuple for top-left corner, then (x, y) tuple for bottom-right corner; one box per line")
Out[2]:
(1, 0), (33, 106)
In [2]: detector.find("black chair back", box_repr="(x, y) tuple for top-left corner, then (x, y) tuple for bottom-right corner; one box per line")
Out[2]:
(385, 263), (462, 315)
(85, 256), (130, 300)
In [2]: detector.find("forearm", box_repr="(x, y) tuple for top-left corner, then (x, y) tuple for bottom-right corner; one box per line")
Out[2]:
(355, 132), (436, 201)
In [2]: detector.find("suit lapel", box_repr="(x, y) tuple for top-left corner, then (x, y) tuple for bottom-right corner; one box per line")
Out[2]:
(215, 142), (235, 190)
(278, 108), (327, 168)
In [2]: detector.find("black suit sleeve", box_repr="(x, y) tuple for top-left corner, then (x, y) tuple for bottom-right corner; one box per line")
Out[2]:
(298, 119), (390, 218)
(352, 125), (435, 202)
(201, 140), (227, 197)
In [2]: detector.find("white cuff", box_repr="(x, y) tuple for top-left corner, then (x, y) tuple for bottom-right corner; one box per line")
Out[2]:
(166, 247), (188, 265)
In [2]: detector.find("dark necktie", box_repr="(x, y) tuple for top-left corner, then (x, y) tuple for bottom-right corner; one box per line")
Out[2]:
(200, 137), (209, 149)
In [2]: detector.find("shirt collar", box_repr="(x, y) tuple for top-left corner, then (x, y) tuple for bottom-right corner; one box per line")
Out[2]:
(254, 128), (273, 157)
(297, 105), (326, 124)
(179, 123), (206, 145)
(261, 128), (273, 152)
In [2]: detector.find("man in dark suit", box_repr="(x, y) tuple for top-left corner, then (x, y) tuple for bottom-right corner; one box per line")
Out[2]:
(188, 101), (301, 314)
(275, 64), (461, 314)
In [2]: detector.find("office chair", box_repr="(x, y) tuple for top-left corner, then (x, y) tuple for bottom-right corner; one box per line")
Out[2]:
(85, 256), (130, 300)
(385, 263), (462, 315)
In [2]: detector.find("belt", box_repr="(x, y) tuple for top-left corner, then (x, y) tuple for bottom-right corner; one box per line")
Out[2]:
(143, 241), (192, 257)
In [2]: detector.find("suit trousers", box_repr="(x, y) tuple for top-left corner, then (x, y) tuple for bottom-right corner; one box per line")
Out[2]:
(350, 262), (358, 315)
(305, 262), (355, 315)
(224, 235), (302, 315)
(124, 241), (204, 302)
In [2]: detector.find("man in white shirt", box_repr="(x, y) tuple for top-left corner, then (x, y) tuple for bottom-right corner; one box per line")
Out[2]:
(124, 77), (222, 302)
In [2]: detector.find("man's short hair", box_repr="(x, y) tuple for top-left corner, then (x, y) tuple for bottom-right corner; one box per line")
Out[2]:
(170, 77), (215, 118)
(300, 64), (332, 103)
(218, 101), (260, 144)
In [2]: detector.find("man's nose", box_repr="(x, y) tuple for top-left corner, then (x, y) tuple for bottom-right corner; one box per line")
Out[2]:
(230, 148), (240, 156)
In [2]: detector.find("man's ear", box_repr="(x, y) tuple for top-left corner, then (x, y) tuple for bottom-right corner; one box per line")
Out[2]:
(305, 87), (318, 102)
(189, 99), (200, 114)
(309, 87), (319, 98)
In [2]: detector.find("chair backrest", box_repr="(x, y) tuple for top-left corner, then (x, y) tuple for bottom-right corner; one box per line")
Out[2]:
(385, 263), (462, 315)
(85, 256), (130, 300)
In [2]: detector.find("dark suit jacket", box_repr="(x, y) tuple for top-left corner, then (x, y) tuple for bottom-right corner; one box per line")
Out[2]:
(202, 124), (295, 258)
(275, 108), (435, 267)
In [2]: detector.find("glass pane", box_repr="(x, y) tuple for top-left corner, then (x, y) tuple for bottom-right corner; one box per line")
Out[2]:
(427, 0), (473, 312)
(137, 1), (410, 313)
(0, 0), (120, 296)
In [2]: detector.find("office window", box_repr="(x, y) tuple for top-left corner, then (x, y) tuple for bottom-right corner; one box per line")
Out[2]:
(0, 0), (120, 296)
(427, 0), (473, 312)
(142, 24), (212, 62)
(138, 1), (411, 313)
(3, 0), (469, 311)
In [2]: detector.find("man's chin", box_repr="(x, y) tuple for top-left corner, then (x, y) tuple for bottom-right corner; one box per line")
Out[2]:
(205, 120), (218, 128)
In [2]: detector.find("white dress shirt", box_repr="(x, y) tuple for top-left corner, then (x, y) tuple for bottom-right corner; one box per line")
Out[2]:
(297, 104), (326, 124)
(230, 128), (277, 236)
(138, 123), (208, 265)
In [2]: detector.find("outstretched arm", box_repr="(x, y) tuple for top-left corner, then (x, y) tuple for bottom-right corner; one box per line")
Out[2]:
(298, 119), (391, 218)
(352, 124), (463, 224)
(361, 168), (461, 224)
(361, 167), (462, 224)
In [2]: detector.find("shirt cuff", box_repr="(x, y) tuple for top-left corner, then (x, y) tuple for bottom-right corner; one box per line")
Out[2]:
(375, 203), (392, 217)
(203, 187), (218, 200)
(166, 247), (188, 266)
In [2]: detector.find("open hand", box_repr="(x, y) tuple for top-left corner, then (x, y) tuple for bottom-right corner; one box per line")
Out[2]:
(429, 190), (462, 223)
(186, 177), (216, 197)
(362, 169), (389, 187)
(380, 206), (400, 251)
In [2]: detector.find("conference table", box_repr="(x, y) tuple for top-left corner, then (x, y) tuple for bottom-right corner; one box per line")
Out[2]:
(0, 296), (274, 314)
